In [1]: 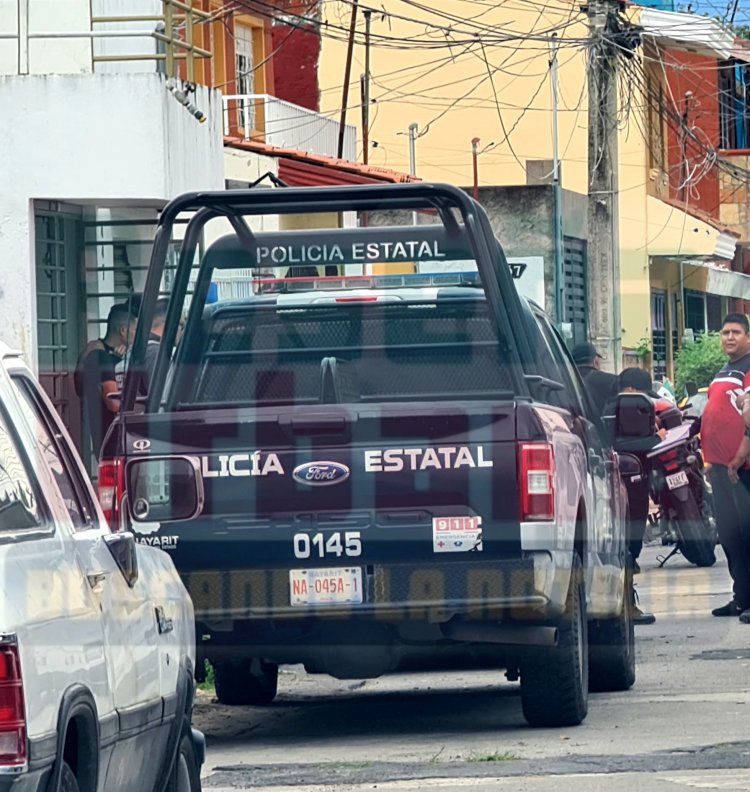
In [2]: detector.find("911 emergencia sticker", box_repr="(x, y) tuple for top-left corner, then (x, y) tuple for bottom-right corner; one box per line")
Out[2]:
(432, 516), (483, 553)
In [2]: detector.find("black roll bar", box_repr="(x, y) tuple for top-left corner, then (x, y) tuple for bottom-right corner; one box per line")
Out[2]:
(123, 183), (534, 412)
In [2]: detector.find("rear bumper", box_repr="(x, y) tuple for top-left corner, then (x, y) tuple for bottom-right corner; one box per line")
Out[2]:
(187, 552), (573, 622)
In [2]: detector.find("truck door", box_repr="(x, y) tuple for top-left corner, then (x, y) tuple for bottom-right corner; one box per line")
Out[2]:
(9, 374), (162, 720)
(533, 317), (618, 560)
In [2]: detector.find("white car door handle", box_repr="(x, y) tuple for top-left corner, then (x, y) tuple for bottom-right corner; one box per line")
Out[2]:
(87, 571), (108, 588)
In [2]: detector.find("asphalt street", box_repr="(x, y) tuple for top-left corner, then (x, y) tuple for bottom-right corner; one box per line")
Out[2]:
(196, 543), (750, 791)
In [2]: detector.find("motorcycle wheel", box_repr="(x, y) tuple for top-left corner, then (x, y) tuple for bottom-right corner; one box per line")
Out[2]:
(672, 491), (717, 567)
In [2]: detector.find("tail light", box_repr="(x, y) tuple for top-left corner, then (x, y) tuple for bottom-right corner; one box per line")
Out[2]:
(98, 458), (126, 531)
(658, 449), (680, 472)
(0, 639), (26, 767)
(519, 442), (555, 521)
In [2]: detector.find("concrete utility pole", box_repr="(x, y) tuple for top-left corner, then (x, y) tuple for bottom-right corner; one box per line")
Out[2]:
(409, 123), (419, 225)
(550, 33), (564, 330)
(361, 9), (372, 164)
(408, 122), (418, 176)
(587, 0), (622, 371)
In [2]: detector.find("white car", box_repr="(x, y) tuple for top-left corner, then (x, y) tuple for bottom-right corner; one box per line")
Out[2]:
(0, 343), (202, 792)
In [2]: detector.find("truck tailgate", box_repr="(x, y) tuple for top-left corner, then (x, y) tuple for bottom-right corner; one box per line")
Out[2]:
(124, 402), (522, 577)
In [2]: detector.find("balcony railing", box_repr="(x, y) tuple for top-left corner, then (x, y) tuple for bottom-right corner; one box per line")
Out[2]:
(0, 0), (211, 78)
(222, 94), (357, 162)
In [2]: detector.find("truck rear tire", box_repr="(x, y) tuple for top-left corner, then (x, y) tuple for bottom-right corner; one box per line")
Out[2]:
(588, 566), (636, 692)
(520, 555), (588, 727)
(214, 660), (278, 706)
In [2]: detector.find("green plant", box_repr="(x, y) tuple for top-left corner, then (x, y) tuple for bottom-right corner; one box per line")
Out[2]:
(634, 337), (651, 361)
(198, 660), (215, 692)
(674, 332), (726, 393)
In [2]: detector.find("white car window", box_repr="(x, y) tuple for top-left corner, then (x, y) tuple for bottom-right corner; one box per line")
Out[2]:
(11, 375), (93, 530)
(0, 405), (43, 532)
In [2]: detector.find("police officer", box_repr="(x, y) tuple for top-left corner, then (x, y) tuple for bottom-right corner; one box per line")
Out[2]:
(572, 342), (618, 419)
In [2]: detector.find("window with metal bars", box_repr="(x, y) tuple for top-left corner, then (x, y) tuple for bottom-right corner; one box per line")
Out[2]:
(651, 289), (667, 382)
(235, 23), (256, 132)
(719, 60), (750, 150)
(563, 236), (587, 346)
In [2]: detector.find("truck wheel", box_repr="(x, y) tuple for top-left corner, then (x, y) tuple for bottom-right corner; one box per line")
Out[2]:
(520, 555), (588, 727)
(588, 565), (636, 692)
(673, 494), (716, 567)
(214, 660), (278, 706)
(166, 727), (201, 792)
(60, 762), (80, 792)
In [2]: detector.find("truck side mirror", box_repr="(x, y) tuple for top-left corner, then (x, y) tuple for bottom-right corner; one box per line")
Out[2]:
(126, 456), (204, 523)
(103, 532), (139, 587)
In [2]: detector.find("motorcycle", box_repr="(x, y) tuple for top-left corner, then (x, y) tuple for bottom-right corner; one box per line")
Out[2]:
(644, 406), (717, 568)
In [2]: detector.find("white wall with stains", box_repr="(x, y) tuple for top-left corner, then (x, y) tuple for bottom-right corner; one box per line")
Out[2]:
(0, 72), (224, 367)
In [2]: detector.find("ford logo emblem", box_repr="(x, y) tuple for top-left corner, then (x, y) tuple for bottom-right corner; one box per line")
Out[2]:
(293, 461), (350, 487)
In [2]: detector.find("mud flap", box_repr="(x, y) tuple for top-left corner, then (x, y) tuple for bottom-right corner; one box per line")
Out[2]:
(153, 660), (194, 792)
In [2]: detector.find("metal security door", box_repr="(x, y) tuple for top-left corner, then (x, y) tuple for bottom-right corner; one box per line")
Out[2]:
(651, 289), (667, 381)
(35, 208), (84, 448)
(563, 236), (588, 345)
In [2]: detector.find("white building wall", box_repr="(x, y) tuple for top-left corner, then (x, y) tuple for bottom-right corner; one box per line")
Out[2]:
(224, 148), (279, 187)
(91, 0), (162, 75)
(0, 72), (224, 365)
(28, 0), (92, 74)
(0, 0), (170, 76)
(0, 0), (93, 76)
(0, 1), (21, 74)
(201, 151), (281, 253)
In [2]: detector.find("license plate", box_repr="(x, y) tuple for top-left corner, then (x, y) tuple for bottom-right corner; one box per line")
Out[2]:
(666, 471), (689, 490)
(289, 567), (363, 606)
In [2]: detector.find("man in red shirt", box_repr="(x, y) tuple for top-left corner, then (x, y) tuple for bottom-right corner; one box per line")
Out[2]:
(701, 313), (750, 622)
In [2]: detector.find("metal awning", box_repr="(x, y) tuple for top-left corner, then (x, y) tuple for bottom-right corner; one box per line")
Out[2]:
(683, 261), (750, 299)
(650, 255), (750, 299)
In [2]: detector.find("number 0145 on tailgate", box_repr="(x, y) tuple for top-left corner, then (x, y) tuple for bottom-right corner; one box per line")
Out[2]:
(289, 567), (363, 606)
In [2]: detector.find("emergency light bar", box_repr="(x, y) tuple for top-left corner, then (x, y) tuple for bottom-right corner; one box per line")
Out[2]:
(249, 271), (483, 293)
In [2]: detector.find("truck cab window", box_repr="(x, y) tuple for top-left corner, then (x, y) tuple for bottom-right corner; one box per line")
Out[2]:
(11, 375), (91, 530)
(0, 407), (43, 532)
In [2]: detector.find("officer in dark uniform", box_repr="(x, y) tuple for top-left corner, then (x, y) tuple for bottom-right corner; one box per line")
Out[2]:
(572, 342), (618, 420)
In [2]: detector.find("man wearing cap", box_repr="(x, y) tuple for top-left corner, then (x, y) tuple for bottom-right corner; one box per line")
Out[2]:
(572, 342), (618, 420)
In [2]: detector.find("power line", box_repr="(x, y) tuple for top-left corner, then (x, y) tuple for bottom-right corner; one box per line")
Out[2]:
(236, 0), (591, 49)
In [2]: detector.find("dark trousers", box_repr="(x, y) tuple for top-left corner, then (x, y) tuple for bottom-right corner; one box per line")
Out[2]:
(624, 476), (650, 564)
(708, 465), (750, 609)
